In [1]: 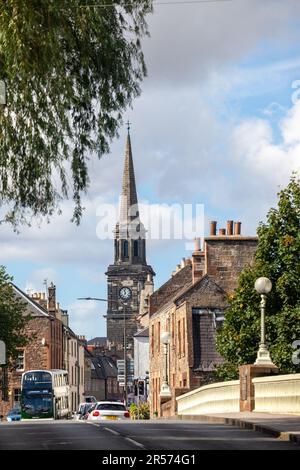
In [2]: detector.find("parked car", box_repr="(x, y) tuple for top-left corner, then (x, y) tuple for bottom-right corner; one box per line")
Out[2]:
(87, 401), (130, 422)
(74, 402), (96, 420)
(6, 407), (21, 422)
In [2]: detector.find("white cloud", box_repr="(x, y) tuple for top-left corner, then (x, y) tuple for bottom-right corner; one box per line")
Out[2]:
(0, 198), (113, 265)
(67, 300), (106, 340)
(231, 101), (300, 183)
(144, 0), (300, 87)
(24, 267), (57, 294)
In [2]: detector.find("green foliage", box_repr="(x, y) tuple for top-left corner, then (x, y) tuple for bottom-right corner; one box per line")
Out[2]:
(216, 176), (300, 379)
(0, 266), (30, 365)
(0, 1), (152, 226)
(129, 401), (150, 419)
(214, 362), (239, 381)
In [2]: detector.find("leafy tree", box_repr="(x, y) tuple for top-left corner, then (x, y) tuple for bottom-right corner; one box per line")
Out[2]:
(0, 265), (30, 365)
(216, 176), (300, 379)
(0, 1), (152, 226)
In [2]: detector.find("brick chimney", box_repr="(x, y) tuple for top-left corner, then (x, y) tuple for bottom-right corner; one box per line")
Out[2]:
(194, 237), (201, 251)
(219, 228), (226, 236)
(234, 221), (242, 235)
(210, 221), (217, 236)
(48, 282), (56, 317)
(192, 245), (205, 284)
(227, 220), (233, 236)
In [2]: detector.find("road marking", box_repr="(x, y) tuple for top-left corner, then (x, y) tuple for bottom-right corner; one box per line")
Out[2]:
(104, 427), (120, 436)
(124, 437), (145, 449)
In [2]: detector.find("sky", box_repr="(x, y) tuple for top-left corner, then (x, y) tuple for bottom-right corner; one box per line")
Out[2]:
(2, 0), (300, 339)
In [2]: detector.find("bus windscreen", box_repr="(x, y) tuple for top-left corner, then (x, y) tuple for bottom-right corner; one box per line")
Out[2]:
(22, 371), (52, 388)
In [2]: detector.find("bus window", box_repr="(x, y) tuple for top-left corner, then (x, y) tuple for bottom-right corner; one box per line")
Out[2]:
(22, 371), (52, 387)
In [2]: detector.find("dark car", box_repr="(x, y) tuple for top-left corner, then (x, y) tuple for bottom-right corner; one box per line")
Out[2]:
(6, 407), (21, 422)
(83, 396), (97, 404)
(74, 402), (96, 420)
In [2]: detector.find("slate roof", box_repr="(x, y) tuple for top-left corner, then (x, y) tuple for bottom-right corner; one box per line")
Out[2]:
(174, 274), (227, 305)
(90, 356), (118, 380)
(11, 283), (50, 317)
(87, 337), (107, 346)
(134, 327), (149, 338)
(149, 264), (192, 316)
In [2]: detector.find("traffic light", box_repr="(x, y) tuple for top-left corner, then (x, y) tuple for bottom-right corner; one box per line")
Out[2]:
(134, 380), (138, 396)
(138, 380), (144, 396)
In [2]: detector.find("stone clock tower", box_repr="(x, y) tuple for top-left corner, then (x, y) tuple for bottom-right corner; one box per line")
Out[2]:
(106, 128), (155, 357)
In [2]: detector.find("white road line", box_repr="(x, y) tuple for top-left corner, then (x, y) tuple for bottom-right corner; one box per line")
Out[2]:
(103, 427), (120, 436)
(125, 437), (146, 449)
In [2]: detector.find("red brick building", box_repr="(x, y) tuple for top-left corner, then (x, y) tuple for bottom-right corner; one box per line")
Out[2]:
(0, 283), (84, 417)
(149, 221), (258, 417)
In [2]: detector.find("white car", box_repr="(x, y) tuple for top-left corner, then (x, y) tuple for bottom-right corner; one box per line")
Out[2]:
(87, 401), (130, 421)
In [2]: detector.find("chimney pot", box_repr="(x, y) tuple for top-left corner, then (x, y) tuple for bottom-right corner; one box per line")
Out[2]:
(219, 228), (226, 236)
(234, 221), (242, 235)
(227, 220), (233, 236)
(181, 258), (186, 268)
(210, 221), (217, 236)
(194, 237), (201, 251)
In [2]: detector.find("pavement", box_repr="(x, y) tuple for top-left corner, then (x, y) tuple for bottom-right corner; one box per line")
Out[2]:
(0, 418), (299, 450)
(176, 412), (300, 445)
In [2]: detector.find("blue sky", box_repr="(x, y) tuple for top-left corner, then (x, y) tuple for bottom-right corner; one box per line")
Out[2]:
(2, 0), (300, 339)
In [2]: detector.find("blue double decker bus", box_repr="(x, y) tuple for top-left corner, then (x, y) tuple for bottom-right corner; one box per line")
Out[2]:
(21, 370), (69, 420)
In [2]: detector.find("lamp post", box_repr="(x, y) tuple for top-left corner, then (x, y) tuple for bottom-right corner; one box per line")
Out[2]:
(78, 290), (132, 407)
(0, 80), (6, 106)
(254, 277), (275, 366)
(159, 331), (171, 398)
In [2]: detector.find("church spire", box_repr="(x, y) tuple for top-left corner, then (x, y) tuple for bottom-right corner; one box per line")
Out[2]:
(119, 124), (139, 224)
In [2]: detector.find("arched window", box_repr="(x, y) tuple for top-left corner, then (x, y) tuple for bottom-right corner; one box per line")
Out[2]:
(133, 240), (139, 257)
(123, 240), (129, 258)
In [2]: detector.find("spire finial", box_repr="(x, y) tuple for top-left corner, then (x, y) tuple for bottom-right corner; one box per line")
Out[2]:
(126, 120), (131, 133)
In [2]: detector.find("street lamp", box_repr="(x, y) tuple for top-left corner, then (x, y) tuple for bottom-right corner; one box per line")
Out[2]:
(0, 80), (6, 106)
(159, 331), (171, 398)
(78, 292), (132, 407)
(254, 277), (275, 366)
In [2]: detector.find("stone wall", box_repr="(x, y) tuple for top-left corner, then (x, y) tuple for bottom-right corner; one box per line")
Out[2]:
(205, 237), (258, 293)
(176, 373), (300, 416)
(177, 380), (240, 415)
(253, 373), (300, 414)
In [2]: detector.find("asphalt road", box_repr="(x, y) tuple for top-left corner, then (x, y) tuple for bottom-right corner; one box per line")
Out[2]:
(0, 419), (299, 450)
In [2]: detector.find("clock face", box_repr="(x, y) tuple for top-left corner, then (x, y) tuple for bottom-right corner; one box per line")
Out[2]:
(119, 287), (132, 301)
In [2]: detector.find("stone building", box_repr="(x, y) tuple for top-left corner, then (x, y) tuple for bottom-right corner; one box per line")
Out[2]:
(149, 221), (258, 417)
(84, 349), (122, 402)
(62, 325), (85, 412)
(133, 327), (149, 403)
(0, 283), (85, 417)
(105, 129), (154, 364)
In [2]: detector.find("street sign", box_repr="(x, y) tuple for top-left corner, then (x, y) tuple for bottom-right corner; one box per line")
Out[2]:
(0, 341), (6, 365)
